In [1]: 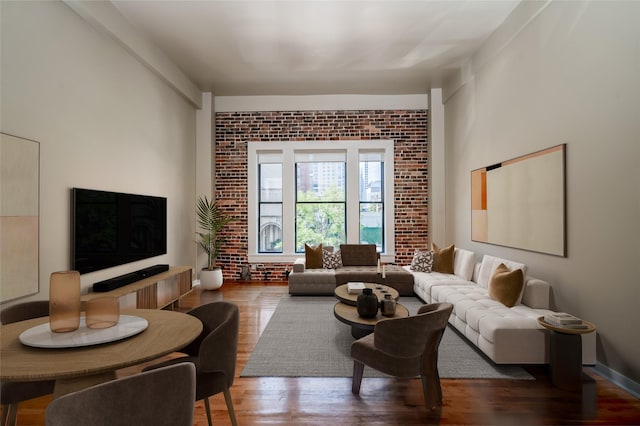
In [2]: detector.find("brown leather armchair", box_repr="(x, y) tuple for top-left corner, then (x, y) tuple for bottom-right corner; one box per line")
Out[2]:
(145, 301), (239, 426)
(351, 302), (454, 409)
(45, 363), (196, 426)
(1, 301), (56, 426)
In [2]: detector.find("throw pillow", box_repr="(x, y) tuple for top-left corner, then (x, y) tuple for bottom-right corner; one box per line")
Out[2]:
(488, 263), (524, 308)
(304, 243), (323, 269)
(323, 249), (342, 269)
(410, 250), (434, 272)
(339, 244), (378, 266)
(432, 243), (455, 274)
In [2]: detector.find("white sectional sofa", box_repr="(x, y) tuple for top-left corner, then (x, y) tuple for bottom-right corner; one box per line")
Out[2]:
(406, 248), (596, 365)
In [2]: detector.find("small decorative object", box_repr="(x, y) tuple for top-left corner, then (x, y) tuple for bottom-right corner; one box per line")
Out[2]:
(357, 288), (379, 318)
(240, 265), (251, 280)
(49, 271), (81, 333)
(85, 297), (120, 329)
(347, 282), (365, 294)
(380, 293), (397, 317)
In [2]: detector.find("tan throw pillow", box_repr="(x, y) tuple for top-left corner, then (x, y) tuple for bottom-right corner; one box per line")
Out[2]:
(304, 243), (323, 269)
(432, 243), (455, 274)
(488, 263), (524, 308)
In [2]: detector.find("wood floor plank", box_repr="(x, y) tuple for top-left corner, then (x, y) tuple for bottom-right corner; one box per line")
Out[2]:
(4, 281), (640, 425)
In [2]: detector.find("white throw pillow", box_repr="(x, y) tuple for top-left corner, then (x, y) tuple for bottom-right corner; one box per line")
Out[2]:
(453, 248), (476, 281)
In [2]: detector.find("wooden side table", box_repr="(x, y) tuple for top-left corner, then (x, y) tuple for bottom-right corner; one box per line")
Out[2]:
(537, 316), (596, 391)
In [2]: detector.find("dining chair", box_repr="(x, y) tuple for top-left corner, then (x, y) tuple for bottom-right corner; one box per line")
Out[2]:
(351, 302), (454, 410)
(45, 362), (196, 426)
(1, 301), (56, 426)
(145, 301), (240, 426)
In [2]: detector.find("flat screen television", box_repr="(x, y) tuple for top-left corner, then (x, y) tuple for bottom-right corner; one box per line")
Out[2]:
(71, 188), (167, 274)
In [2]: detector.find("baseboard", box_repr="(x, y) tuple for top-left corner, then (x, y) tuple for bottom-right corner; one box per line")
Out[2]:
(591, 363), (640, 398)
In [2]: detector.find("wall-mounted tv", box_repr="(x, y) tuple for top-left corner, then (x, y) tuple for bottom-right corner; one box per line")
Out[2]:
(71, 188), (167, 274)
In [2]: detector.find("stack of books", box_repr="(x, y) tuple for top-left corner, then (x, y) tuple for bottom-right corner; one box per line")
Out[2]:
(347, 282), (366, 294)
(543, 312), (589, 329)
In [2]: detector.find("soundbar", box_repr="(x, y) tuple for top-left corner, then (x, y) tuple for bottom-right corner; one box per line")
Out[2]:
(92, 264), (170, 292)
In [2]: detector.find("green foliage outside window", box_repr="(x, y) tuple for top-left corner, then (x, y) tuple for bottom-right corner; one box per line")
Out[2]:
(296, 186), (345, 251)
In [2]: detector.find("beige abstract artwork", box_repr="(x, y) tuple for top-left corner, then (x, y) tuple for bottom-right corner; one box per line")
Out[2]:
(471, 144), (566, 257)
(1, 133), (39, 302)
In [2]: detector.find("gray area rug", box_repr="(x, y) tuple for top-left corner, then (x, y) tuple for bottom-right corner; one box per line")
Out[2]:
(241, 296), (534, 379)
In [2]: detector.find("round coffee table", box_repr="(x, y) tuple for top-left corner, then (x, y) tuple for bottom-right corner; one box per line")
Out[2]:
(334, 302), (408, 339)
(334, 283), (399, 306)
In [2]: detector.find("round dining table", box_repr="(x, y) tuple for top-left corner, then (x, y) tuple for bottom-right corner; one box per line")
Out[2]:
(0, 308), (202, 397)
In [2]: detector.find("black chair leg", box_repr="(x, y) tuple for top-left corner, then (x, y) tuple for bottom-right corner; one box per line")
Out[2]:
(421, 372), (443, 410)
(352, 360), (365, 394)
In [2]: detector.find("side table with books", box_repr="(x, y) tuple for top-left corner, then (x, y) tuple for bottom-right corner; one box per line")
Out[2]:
(538, 313), (596, 391)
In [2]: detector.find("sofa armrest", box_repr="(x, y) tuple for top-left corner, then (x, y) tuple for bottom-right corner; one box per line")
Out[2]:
(292, 258), (306, 273)
(521, 277), (550, 309)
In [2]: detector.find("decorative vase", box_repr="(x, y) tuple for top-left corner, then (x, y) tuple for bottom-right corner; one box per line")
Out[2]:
(380, 293), (397, 317)
(49, 271), (81, 333)
(86, 297), (120, 329)
(357, 288), (379, 318)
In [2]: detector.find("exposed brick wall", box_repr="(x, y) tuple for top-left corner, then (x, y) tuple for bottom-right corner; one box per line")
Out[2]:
(215, 110), (429, 282)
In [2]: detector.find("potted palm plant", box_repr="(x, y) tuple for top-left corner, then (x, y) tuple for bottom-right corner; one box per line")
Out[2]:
(196, 196), (232, 290)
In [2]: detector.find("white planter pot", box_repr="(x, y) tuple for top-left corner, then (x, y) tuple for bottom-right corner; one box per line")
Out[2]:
(200, 268), (223, 290)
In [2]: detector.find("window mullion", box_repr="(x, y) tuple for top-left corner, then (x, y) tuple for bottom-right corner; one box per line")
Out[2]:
(281, 148), (295, 255)
(346, 148), (360, 244)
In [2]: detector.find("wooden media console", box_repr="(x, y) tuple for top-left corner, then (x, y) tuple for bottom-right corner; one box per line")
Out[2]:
(81, 266), (193, 310)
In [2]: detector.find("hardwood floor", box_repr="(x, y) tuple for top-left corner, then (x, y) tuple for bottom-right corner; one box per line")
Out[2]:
(6, 281), (640, 425)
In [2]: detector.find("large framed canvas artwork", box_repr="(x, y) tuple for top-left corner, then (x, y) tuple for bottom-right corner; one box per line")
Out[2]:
(1, 133), (40, 302)
(471, 144), (566, 257)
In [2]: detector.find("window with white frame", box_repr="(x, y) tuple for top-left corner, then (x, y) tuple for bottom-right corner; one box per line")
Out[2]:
(248, 141), (395, 263)
(295, 151), (346, 252)
(258, 152), (283, 253)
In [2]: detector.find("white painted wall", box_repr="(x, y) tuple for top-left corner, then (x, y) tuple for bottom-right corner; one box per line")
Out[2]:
(443, 1), (640, 383)
(215, 94), (428, 112)
(195, 92), (214, 280)
(428, 88), (446, 245)
(0, 1), (197, 299)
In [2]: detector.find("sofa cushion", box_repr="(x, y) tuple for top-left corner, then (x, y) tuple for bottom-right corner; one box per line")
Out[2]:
(287, 268), (336, 295)
(410, 250), (434, 272)
(339, 244), (378, 266)
(322, 249), (342, 269)
(432, 243), (455, 274)
(488, 263), (524, 308)
(476, 255), (527, 290)
(408, 266), (475, 303)
(453, 248), (476, 281)
(305, 244), (323, 269)
(335, 265), (414, 296)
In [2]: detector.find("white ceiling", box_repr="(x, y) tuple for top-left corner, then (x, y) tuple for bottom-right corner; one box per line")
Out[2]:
(111, 0), (520, 96)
